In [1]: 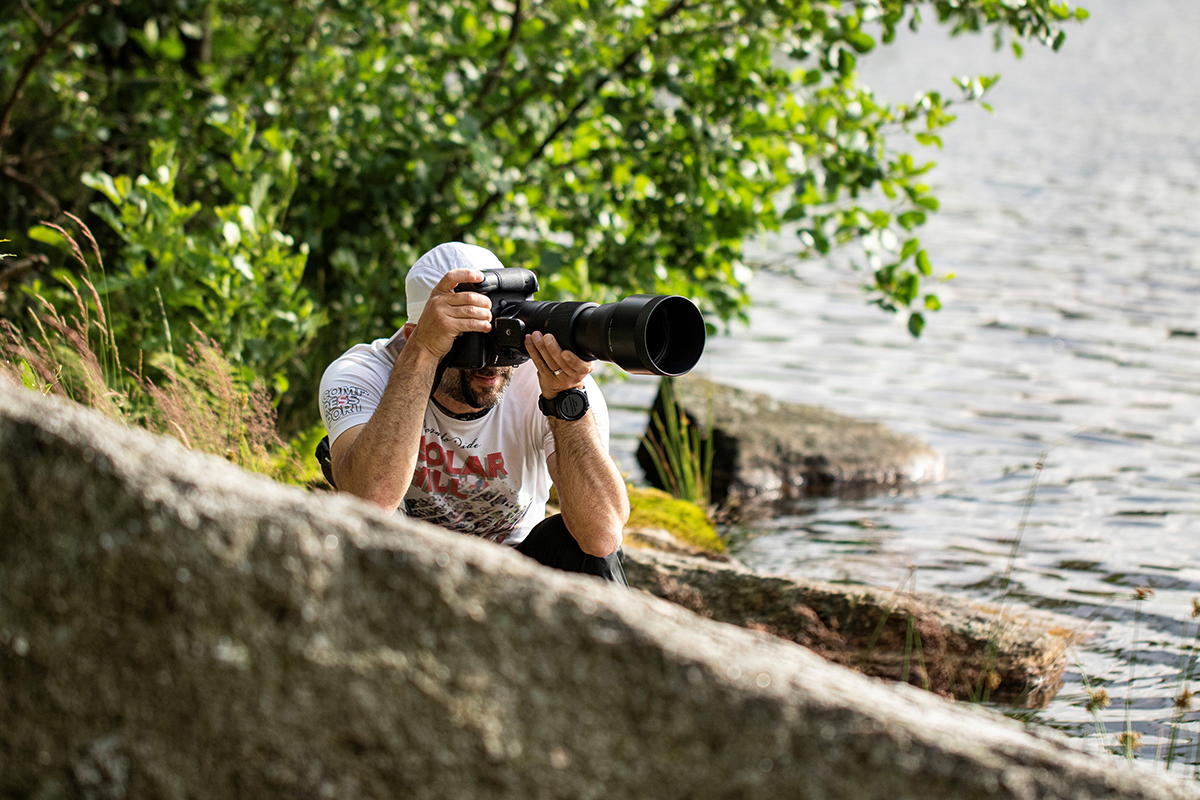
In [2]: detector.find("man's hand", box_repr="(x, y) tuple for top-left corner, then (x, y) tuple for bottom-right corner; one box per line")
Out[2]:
(524, 332), (593, 398)
(406, 268), (493, 360)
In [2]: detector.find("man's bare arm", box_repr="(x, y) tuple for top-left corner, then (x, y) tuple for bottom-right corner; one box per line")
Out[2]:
(546, 416), (628, 557)
(527, 331), (629, 557)
(330, 267), (491, 509)
(329, 344), (442, 508)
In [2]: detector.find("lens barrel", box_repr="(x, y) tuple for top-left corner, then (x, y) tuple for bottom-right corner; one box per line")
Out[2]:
(516, 295), (705, 376)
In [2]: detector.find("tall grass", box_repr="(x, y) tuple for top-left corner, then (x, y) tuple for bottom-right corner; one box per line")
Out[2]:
(0, 219), (318, 485)
(641, 376), (715, 510)
(1165, 601), (1200, 769)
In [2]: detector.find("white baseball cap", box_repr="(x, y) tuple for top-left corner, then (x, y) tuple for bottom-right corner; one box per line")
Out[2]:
(405, 242), (506, 324)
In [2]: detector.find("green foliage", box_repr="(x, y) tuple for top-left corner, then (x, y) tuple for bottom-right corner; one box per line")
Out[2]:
(626, 485), (725, 553)
(2, 0), (1087, 426)
(77, 110), (321, 392)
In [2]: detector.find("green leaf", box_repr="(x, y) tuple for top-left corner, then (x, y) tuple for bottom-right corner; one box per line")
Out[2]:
(907, 312), (926, 337)
(915, 250), (931, 275)
(20, 360), (38, 391)
(81, 171), (124, 205)
(900, 238), (920, 260)
(27, 225), (69, 249)
(160, 28), (186, 61)
(845, 32), (876, 53)
(924, 294), (942, 311)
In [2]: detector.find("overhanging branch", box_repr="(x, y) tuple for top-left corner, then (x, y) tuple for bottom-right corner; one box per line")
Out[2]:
(0, 0), (108, 161)
(454, 0), (695, 239)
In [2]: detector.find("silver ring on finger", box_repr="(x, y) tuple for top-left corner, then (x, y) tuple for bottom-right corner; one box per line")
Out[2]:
(552, 368), (563, 376)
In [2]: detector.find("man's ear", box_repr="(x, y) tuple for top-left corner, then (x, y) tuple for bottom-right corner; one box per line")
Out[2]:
(403, 322), (417, 339)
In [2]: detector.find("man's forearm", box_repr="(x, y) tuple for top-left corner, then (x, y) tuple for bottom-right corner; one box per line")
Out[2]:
(551, 413), (629, 557)
(334, 346), (440, 509)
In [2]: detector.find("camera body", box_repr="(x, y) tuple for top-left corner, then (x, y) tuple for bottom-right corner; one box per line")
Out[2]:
(446, 268), (542, 370)
(444, 268), (705, 377)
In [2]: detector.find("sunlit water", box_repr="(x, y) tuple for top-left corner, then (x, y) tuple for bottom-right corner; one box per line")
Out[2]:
(607, 0), (1200, 771)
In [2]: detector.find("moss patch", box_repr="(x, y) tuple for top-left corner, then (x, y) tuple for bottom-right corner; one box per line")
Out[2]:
(626, 486), (725, 553)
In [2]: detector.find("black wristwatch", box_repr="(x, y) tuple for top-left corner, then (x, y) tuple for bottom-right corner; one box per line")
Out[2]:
(539, 388), (589, 421)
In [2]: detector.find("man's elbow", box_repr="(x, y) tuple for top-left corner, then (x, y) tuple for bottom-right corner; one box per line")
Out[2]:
(581, 533), (622, 559)
(578, 517), (625, 558)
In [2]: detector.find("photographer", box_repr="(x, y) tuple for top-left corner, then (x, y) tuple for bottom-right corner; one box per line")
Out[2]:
(318, 242), (629, 584)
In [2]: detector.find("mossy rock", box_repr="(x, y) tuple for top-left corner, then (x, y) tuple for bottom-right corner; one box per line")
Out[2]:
(626, 485), (724, 553)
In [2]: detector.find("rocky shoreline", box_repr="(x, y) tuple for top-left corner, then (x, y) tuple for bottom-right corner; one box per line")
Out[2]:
(4, 380), (1197, 798)
(622, 535), (1076, 707)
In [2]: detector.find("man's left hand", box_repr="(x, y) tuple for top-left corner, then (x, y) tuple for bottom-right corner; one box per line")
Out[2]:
(525, 332), (593, 398)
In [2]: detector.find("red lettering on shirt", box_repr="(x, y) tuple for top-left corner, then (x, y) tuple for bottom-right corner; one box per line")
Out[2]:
(430, 469), (448, 494)
(486, 452), (507, 479)
(417, 435), (427, 463)
(426, 441), (444, 467)
(444, 450), (463, 475)
(463, 455), (486, 478)
(413, 467), (427, 489)
(449, 477), (469, 499)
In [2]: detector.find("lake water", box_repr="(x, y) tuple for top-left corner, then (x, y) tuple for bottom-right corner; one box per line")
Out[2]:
(608, 0), (1200, 771)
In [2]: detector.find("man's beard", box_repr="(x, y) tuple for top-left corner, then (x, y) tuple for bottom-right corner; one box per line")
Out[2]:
(436, 366), (514, 410)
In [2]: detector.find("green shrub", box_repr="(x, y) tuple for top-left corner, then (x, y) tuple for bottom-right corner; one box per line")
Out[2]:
(72, 109), (322, 394)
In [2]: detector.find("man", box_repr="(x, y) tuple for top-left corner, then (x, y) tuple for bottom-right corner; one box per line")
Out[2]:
(318, 242), (629, 584)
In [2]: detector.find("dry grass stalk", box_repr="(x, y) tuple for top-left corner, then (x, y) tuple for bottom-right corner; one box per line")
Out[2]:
(1, 219), (299, 480)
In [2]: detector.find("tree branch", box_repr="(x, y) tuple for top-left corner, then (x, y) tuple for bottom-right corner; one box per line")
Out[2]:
(2, 164), (62, 212)
(473, 0), (524, 109)
(279, 5), (327, 89)
(0, 254), (50, 293)
(20, 0), (52, 36)
(453, 0), (694, 239)
(0, 0), (108, 161)
(407, 1), (528, 236)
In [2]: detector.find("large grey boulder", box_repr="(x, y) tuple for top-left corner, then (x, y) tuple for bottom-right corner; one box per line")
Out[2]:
(637, 376), (945, 516)
(1, 379), (1195, 800)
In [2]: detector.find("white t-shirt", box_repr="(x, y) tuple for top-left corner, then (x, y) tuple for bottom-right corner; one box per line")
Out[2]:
(318, 333), (610, 547)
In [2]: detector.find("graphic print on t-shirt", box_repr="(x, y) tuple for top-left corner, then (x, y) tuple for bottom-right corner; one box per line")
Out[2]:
(404, 427), (530, 543)
(321, 386), (372, 423)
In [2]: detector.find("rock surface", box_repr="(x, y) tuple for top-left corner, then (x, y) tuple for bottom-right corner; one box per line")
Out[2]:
(636, 375), (945, 516)
(2, 380), (1196, 800)
(622, 543), (1074, 707)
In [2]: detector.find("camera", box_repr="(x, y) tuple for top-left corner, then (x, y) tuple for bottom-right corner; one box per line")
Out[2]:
(445, 268), (706, 377)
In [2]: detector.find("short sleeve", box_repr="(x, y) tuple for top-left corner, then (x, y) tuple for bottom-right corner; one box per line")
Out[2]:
(318, 343), (393, 445)
(542, 374), (610, 458)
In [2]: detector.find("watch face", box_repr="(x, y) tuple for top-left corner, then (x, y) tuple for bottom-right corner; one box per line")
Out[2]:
(559, 390), (588, 420)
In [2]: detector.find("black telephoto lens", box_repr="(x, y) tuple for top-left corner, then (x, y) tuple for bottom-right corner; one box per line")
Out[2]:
(517, 295), (705, 376)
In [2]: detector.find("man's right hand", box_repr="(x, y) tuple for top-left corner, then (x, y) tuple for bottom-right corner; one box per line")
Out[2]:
(406, 268), (493, 360)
